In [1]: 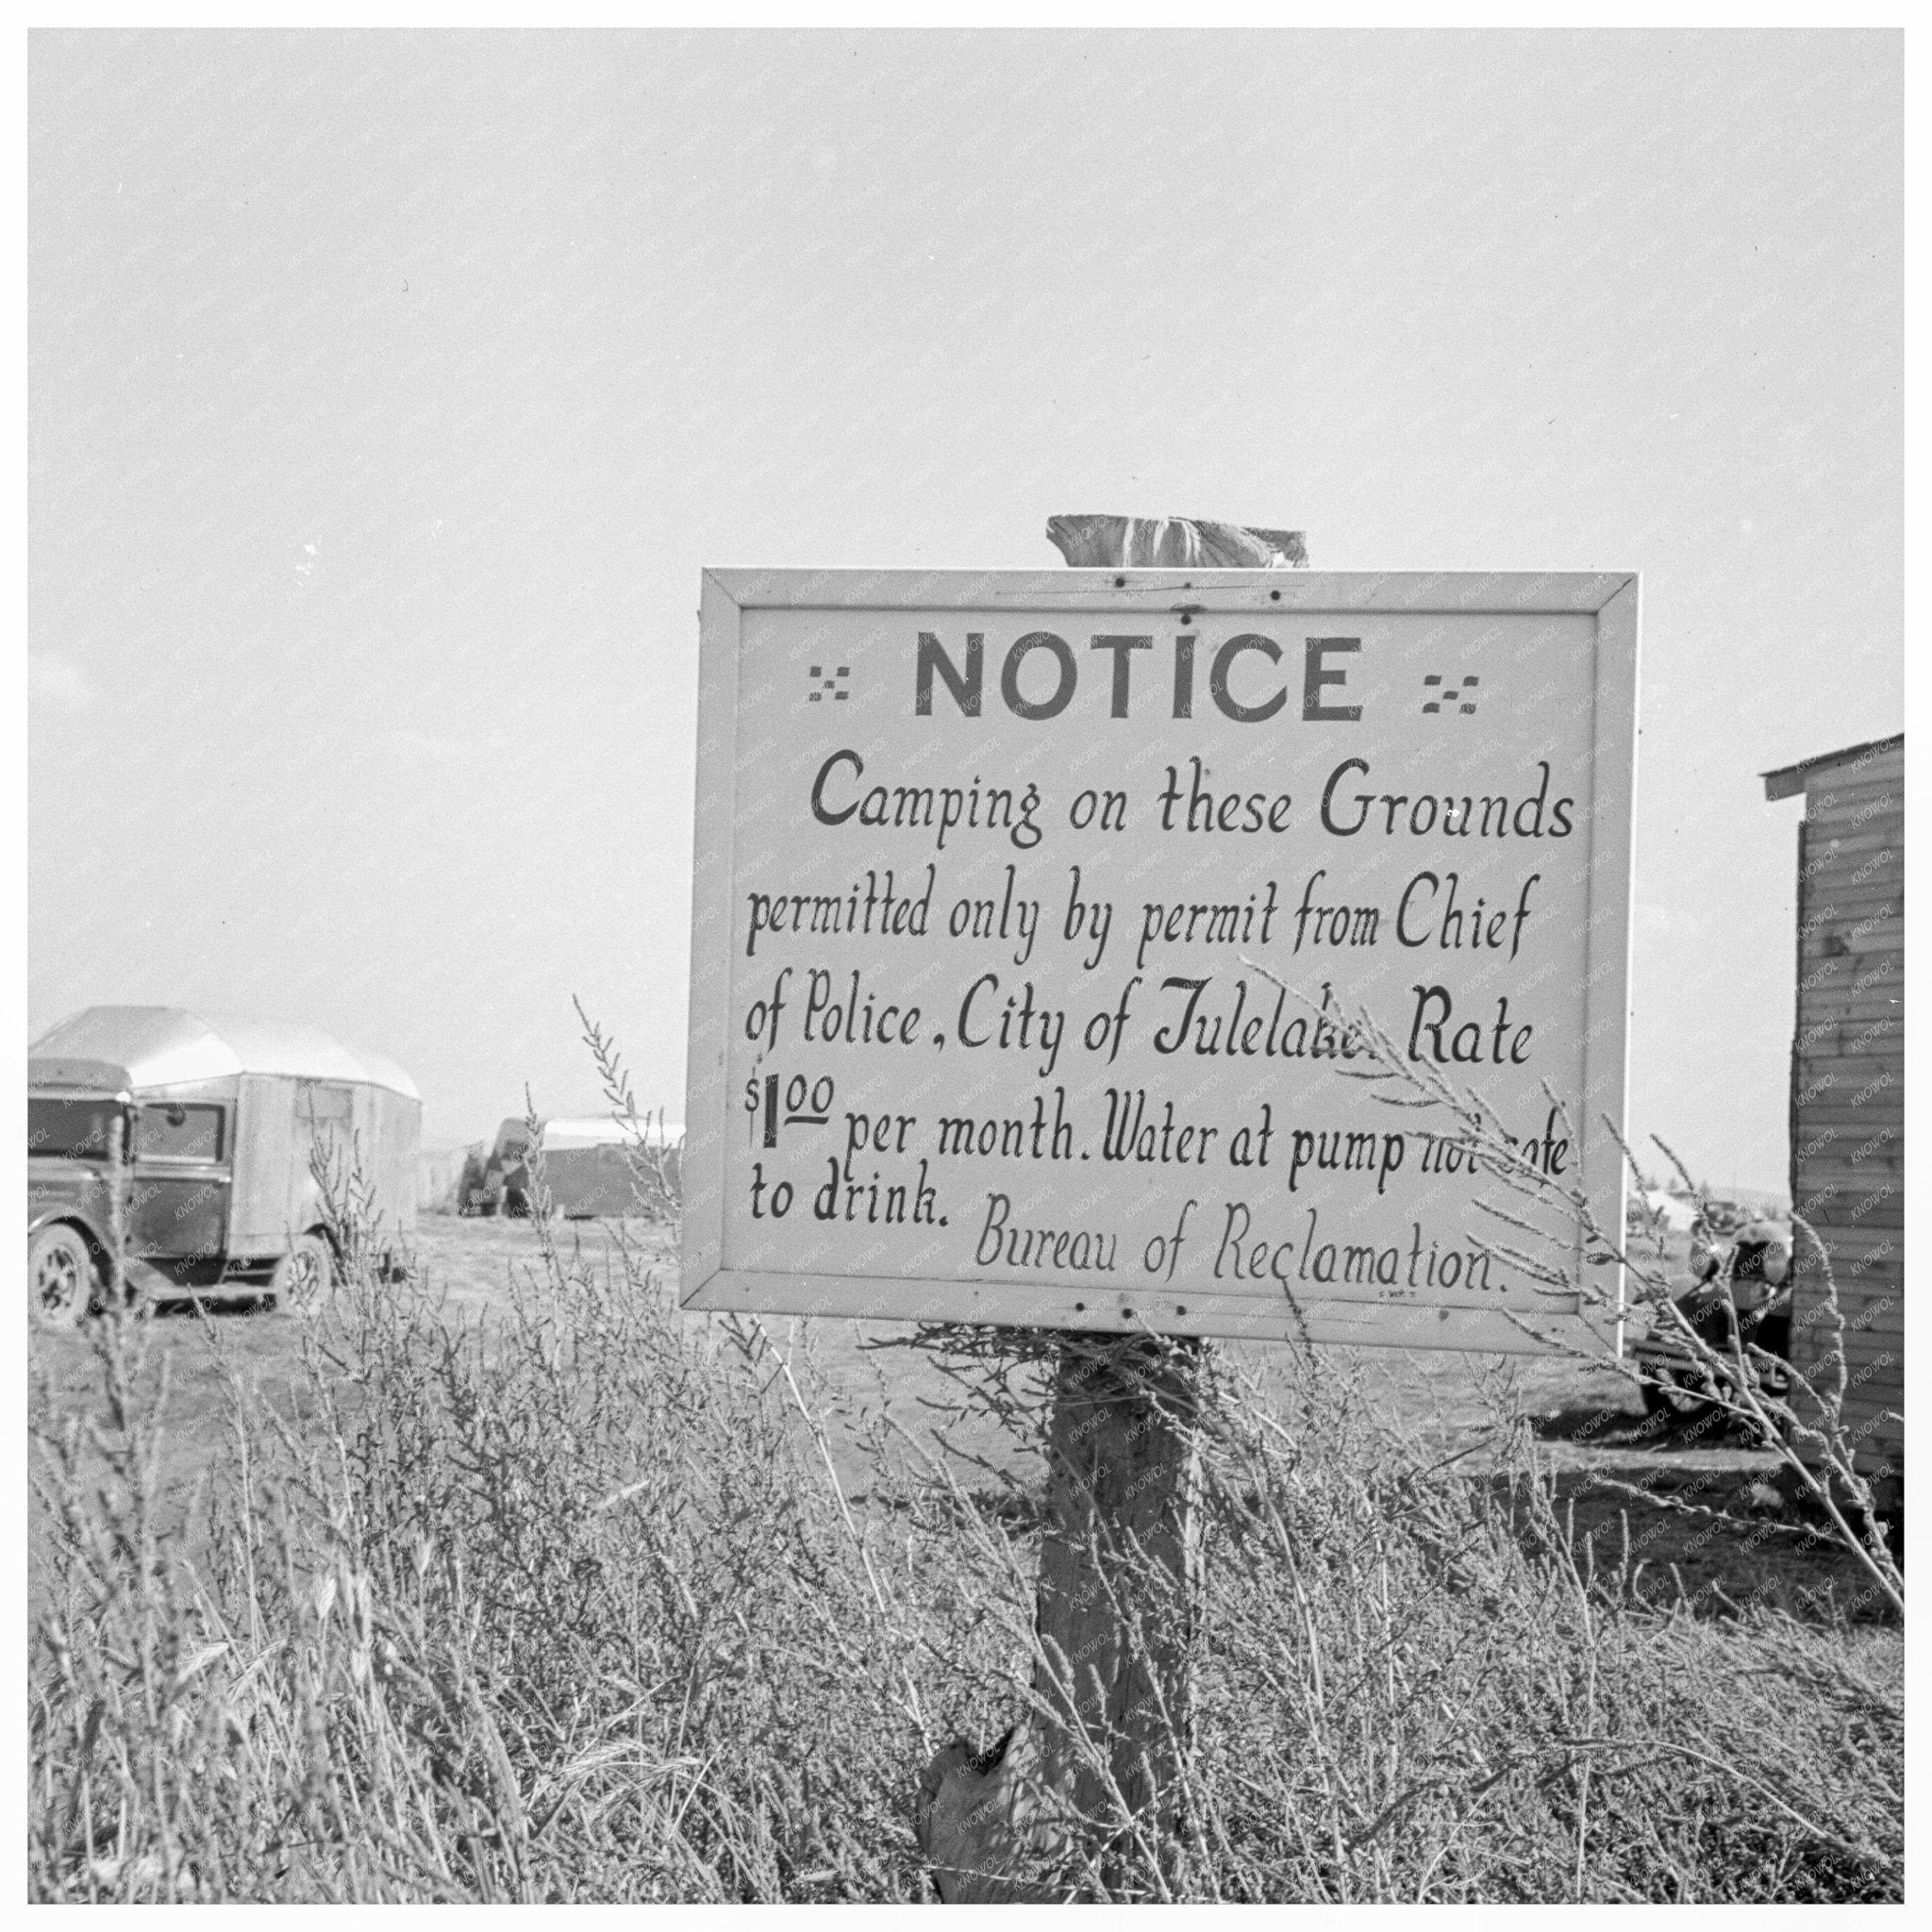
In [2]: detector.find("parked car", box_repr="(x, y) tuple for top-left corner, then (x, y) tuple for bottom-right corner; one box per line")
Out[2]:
(454, 1144), (494, 1217)
(460, 1119), (535, 1218)
(28, 1006), (419, 1325)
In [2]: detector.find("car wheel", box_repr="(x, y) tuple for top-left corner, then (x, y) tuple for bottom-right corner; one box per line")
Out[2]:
(29, 1224), (99, 1329)
(271, 1233), (333, 1305)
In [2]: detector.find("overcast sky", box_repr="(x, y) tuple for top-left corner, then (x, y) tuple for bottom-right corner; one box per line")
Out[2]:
(29, 29), (1900, 1186)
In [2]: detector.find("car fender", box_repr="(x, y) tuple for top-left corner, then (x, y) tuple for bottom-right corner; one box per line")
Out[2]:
(26, 1205), (111, 1256)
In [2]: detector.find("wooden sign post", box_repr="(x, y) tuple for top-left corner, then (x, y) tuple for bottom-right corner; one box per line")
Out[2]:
(679, 549), (1640, 1899)
(997, 518), (1306, 1896)
(1032, 1330), (1201, 1879)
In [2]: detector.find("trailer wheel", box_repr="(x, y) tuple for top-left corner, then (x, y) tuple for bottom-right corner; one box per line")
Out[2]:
(30, 1224), (99, 1329)
(270, 1233), (333, 1307)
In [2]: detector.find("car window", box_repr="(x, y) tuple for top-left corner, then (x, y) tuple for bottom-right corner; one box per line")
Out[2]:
(134, 1103), (225, 1162)
(29, 1097), (121, 1159)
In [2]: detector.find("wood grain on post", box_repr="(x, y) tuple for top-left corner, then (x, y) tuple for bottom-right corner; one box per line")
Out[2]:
(1032, 1336), (1202, 1867)
(914, 514), (1305, 1902)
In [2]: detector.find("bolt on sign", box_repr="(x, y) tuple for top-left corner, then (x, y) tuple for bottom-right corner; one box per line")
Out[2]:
(683, 571), (1638, 1353)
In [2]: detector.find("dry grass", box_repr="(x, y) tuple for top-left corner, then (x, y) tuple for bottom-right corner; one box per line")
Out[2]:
(28, 1175), (1902, 1903)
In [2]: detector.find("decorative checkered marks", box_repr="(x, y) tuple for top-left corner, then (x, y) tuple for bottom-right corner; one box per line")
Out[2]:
(1422, 674), (1479, 716)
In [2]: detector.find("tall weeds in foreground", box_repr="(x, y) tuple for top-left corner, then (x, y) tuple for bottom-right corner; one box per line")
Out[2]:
(1232, 960), (1903, 1617)
(891, 1325), (1903, 1903)
(27, 1061), (1904, 1900)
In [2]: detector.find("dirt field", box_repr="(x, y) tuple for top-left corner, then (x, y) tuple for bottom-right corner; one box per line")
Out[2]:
(29, 1214), (1887, 1630)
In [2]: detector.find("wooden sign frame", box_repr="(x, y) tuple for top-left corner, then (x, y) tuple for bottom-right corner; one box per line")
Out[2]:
(682, 569), (1638, 1355)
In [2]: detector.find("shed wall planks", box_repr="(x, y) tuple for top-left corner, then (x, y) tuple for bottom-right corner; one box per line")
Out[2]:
(1778, 739), (1905, 1514)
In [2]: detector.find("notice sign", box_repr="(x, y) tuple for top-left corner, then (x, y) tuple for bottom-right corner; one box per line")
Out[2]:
(682, 571), (1637, 1353)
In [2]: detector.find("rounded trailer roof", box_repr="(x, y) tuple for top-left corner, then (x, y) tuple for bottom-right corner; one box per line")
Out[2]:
(541, 1116), (685, 1152)
(28, 1006), (420, 1101)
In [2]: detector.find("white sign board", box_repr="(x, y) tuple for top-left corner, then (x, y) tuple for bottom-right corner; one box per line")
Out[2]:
(683, 571), (1637, 1353)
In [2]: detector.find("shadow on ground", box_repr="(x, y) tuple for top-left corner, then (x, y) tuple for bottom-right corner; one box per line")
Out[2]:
(1500, 1460), (1898, 1626)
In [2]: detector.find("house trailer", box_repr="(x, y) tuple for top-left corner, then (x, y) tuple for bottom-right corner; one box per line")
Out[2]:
(541, 1117), (683, 1219)
(1763, 734), (1904, 1518)
(27, 1005), (420, 1322)
(461, 1114), (682, 1220)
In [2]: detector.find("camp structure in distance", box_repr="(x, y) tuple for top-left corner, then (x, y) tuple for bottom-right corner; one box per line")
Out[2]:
(458, 1114), (684, 1221)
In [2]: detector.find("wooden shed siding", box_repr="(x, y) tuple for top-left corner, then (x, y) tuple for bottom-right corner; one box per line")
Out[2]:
(1808, 776), (1904, 811)
(1804, 791), (1902, 825)
(1805, 916), (1904, 948)
(1786, 1340), (1897, 1382)
(1801, 1167), (1904, 1201)
(1793, 1030), (1905, 1059)
(1796, 1097), (1905, 1125)
(1796, 1136), (1902, 1169)
(1793, 1048), (1903, 1084)
(1801, 1128), (1905, 1158)
(1792, 1236), (1897, 1271)
(1801, 839), (1902, 876)
(1802, 1191), (1904, 1224)
(1796, 1031), (1902, 1063)
(1812, 893), (1903, 927)
(1796, 1000), (1904, 1035)
(1805, 1277), (1904, 1317)
(1804, 841), (1903, 878)
(1783, 741), (1904, 1508)
(1807, 778), (1905, 820)
(1837, 1319), (1905, 1350)
(1799, 941), (1902, 979)
(1802, 888), (1904, 923)
(1825, 1326), (1903, 1362)
(1800, 1109), (1904, 1143)
(1792, 1110), (1901, 1142)
(1799, 1137), (1901, 1166)
(1805, 884), (1904, 914)
(1795, 1013), (1905, 1044)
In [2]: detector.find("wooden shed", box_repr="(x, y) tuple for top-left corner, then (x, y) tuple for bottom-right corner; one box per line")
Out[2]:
(1763, 733), (1904, 1519)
